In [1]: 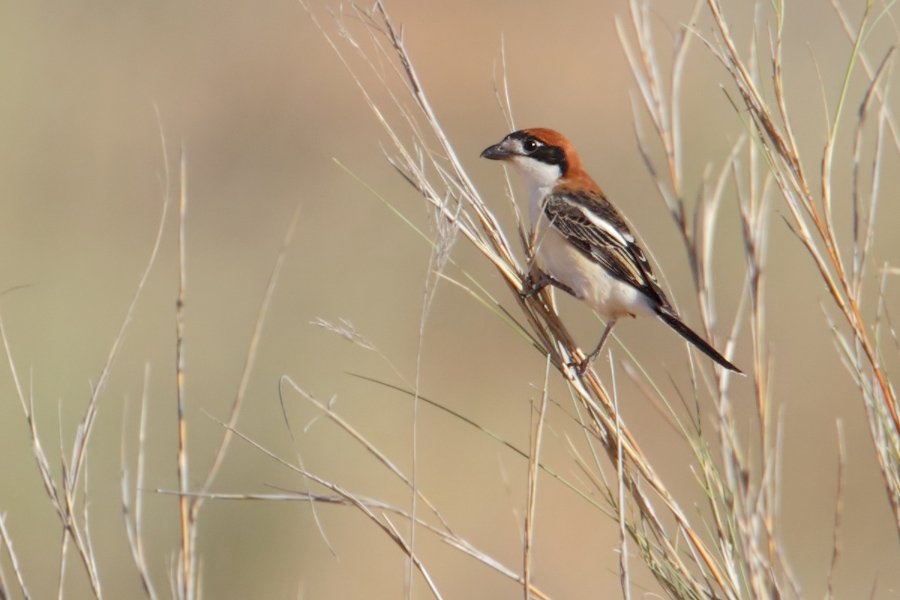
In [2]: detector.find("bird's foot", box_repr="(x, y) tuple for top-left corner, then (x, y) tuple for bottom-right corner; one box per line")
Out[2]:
(521, 271), (576, 299)
(567, 355), (595, 377)
(520, 272), (547, 299)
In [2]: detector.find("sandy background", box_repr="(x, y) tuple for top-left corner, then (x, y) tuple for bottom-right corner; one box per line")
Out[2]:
(1, 0), (899, 598)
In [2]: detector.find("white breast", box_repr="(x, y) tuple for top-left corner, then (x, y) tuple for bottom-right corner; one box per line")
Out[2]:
(531, 211), (655, 321)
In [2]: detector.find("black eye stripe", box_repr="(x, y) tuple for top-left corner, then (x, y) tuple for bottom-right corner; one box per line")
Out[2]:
(532, 145), (566, 171)
(507, 131), (568, 174)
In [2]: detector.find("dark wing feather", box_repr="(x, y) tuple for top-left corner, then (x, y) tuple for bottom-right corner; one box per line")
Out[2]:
(543, 190), (670, 308)
(543, 190), (742, 372)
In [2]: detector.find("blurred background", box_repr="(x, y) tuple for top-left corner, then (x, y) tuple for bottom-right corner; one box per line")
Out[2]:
(1, 0), (899, 598)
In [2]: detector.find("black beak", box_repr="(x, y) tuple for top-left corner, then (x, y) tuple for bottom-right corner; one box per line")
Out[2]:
(480, 142), (512, 160)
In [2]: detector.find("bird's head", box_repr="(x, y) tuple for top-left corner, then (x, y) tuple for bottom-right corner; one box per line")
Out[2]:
(480, 128), (584, 190)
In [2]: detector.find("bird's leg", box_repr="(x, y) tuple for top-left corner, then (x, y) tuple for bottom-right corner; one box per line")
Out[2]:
(575, 318), (617, 374)
(521, 270), (576, 299)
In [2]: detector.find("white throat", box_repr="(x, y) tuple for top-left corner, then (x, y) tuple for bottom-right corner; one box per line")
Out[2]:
(509, 155), (562, 190)
(508, 156), (561, 223)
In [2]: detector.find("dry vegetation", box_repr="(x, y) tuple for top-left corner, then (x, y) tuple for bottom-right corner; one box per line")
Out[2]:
(0, 0), (898, 599)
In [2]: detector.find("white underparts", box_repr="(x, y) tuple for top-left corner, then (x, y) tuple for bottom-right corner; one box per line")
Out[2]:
(532, 218), (655, 320)
(508, 156), (654, 321)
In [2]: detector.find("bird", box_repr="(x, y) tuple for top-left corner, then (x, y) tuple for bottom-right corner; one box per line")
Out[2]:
(480, 128), (742, 374)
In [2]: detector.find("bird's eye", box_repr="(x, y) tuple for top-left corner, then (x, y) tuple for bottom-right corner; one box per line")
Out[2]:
(522, 140), (539, 153)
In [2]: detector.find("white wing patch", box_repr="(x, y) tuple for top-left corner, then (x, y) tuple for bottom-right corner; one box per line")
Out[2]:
(576, 202), (635, 246)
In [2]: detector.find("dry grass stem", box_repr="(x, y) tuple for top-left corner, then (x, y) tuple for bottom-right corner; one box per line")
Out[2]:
(825, 422), (847, 600)
(612, 357), (632, 600)
(523, 356), (552, 599)
(174, 149), (194, 600)
(121, 364), (159, 600)
(706, 0), (900, 540)
(197, 202), (304, 498)
(0, 513), (30, 600)
(194, 414), (561, 600)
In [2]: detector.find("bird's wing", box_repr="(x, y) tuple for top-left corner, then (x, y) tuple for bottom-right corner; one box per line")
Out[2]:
(543, 190), (669, 307)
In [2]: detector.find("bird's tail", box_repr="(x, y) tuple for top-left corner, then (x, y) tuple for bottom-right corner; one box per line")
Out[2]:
(656, 308), (743, 374)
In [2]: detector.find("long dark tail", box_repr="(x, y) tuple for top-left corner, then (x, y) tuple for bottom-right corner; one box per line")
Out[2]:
(656, 308), (743, 374)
